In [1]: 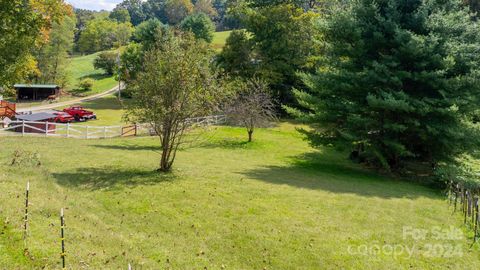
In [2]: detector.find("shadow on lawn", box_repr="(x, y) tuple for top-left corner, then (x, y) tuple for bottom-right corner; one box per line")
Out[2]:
(52, 166), (174, 190)
(93, 144), (161, 152)
(81, 98), (123, 111)
(80, 73), (111, 81)
(198, 139), (251, 150)
(241, 151), (439, 199)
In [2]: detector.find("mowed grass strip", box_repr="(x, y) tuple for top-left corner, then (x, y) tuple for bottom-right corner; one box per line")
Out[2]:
(0, 123), (478, 269)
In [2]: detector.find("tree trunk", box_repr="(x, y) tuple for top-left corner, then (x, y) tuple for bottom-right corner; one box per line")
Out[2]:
(159, 146), (171, 172)
(159, 127), (173, 172)
(248, 130), (253, 142)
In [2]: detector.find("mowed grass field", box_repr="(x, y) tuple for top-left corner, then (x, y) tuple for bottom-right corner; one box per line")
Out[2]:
(1, 120), (480, 269)
(66, 52), (118, 97)
(212, 31), (231, 51)
(68, 30), (231, 95)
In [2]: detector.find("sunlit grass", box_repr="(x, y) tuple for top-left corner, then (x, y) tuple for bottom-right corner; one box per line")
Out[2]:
(0, 121), (478, 269)
(67, 52), (118, 96)
(212, 31), (231, 52)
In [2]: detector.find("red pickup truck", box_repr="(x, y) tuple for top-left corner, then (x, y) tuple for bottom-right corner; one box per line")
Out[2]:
(63, 106), (97, 121)
(52, 111), (75, 123)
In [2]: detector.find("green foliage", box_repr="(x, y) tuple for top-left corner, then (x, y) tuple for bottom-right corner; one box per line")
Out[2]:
(109, 7), (131, 23)
(126, 31), (222, 171)
(120, 43), (144, 84)
(289, 0), (480, 171)
(118, 0), (147, 25)
(233, 3), (319, 104)
(78, 78), (94, 91)
(93, 51), (118, 75)
(35, 13), (76, 87)
(165, 0), (194, 24)
(217, 30), (254, 76)
(180, 13), (215, 42)
(464, 0), (480, 14)
(143, 0), (169, 23)
(194, 0), (218, 19)
(0, 0), (66, 89)
(78, 18), (134, 53)
(133, 19), (169, 48)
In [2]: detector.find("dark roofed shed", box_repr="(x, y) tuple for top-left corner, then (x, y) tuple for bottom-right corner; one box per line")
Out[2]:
(14, 84), (60, 101)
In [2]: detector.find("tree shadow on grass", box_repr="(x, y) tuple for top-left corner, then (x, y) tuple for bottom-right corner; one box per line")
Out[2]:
(52, 166), (175, 190)
(81, 97), (123, 110)
(198, 138), (252, 150)
(240, 151), (440, 199)
(93, 144), (161, 152)
(80, 73), (111, 81)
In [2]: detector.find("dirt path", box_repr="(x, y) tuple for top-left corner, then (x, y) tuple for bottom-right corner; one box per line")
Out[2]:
(16, 84), (121, 113)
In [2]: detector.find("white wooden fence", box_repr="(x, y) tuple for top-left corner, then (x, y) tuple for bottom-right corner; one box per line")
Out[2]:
(0, 115), (226, 139)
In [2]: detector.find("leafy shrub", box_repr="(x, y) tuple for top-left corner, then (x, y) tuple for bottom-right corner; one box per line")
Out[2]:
(78, 78), (94, 91)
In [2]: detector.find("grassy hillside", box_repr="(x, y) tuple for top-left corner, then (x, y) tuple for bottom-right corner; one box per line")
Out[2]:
(0, 122), (478, 269)
(66, 52), (118, 97)
(212, 31), (231, 51)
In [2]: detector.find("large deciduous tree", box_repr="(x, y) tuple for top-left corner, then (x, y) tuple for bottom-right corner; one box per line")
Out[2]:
(35, 8), (76, 87)
(118, 0), (147, 25)
(126, 31), (222, 172)
(165, 0), (194, 24)
(0, 0), (66, 90)
(226, 2), (318, 105)
(78, 18), (133, 53)
(288, 0), (480, 170)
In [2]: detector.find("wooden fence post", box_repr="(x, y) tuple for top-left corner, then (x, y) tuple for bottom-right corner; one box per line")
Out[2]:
(60, 208), (66, 269)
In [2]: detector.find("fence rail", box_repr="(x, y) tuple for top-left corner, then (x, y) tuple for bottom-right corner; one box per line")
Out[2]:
(0, 115), (226, 140)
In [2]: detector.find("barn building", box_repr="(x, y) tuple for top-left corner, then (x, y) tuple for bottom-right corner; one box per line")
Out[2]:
(14, 84), (61, 101)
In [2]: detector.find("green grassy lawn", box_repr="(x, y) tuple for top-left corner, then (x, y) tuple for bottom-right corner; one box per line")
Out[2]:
(1, 122), (479, 269)
(55, 94), (126, 127)
(66, 52), (117, 97)
(212, 31), (231, 51)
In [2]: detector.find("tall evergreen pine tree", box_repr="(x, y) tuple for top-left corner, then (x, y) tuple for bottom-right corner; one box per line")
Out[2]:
(288, 0), (480, 170)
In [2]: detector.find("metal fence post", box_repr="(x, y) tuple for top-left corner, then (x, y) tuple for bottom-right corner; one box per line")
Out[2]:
(22, 120), (25, 136)
(45, 122), (49, 137)
(66, 123), (70, 138)
(86, 126), (89, 139)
